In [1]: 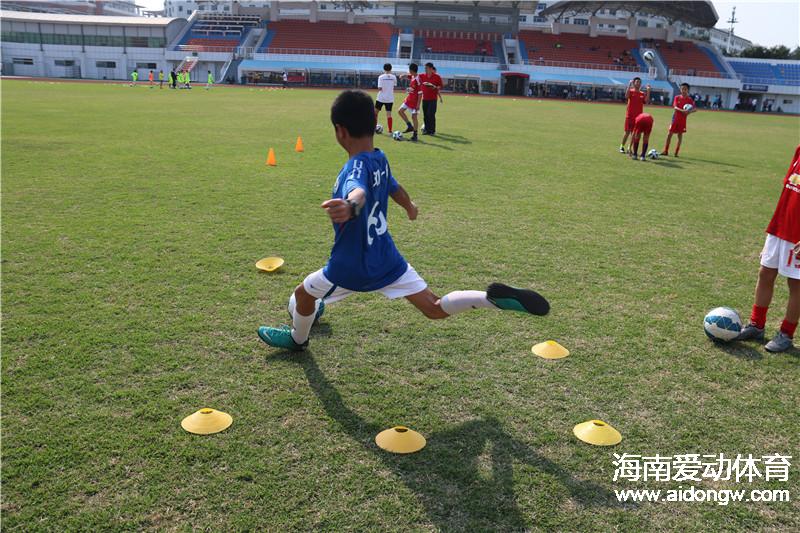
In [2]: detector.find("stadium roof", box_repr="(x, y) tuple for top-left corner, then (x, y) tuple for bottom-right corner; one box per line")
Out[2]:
(0, 10), (179, 26)
(541, 1), (719, 28)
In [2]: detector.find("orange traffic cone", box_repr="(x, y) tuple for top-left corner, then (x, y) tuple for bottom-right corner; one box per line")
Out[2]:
(295, 136), (304, 153)
(266, 147), (276, 166)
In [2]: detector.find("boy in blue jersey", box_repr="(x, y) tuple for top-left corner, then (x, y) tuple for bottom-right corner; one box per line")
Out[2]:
(258, 90), (549, 351)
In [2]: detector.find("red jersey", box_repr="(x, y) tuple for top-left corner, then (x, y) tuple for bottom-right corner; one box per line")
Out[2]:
(633, 113), (653, 134)
(626, 88), (646, 117)
(766, 145), (800, 244)
(671, 94), (694, 128)
(418, 72), (442, 101)
(404, 76), (421, 109)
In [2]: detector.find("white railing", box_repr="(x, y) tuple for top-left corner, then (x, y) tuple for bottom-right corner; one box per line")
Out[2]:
(736, 75), (800, 87)
(260, 47), (396, 58)
(521, 59), (644, 72)
(669, 68), (729, 79)
(420, 52), (498, 63)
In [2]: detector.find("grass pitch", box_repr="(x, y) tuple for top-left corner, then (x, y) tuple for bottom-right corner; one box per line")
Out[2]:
(2, 79), (799, 531)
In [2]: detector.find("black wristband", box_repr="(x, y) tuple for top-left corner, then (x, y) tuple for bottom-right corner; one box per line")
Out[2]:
(346, 199), (362, 219)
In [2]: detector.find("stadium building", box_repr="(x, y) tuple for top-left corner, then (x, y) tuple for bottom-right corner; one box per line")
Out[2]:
(1, 0), (798, 112)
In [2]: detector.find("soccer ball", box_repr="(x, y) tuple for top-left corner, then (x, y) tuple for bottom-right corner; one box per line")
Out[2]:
(643, 50), (655, 63)
(683, 103), (694, 112)
(647, 149), (659, 160)
(375, 124), (383, 134)
(392, 131), (403, 141)
(703, 307), (742, 342)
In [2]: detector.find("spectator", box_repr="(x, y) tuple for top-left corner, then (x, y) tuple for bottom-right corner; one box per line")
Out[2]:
(282, 70), (288, 88)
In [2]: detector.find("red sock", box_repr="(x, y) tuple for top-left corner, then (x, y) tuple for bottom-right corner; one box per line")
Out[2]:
(675, 144), (681, 156)
(388, 117), (393, 131)
(751, 305), (768, 329)
(780, 319), (797, 338)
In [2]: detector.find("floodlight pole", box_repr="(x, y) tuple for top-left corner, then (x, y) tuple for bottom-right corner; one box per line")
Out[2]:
(726, 6), (738, 55)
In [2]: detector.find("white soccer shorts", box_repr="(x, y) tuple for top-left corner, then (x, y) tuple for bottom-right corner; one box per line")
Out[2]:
(760, 234), (800, 280)
(302, 264), (427, 304)
(398, 102), (418, 115)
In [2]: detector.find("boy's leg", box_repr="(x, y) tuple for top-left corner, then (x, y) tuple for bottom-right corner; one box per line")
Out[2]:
(631, 132), (640, 158)
(662, 132), (672, 155)
(740, 266), (778, 341)
(674, 133), (683, 156)
(405, 284), (549, 319)
(766, 277), (800, 352)
(620, 131), (630, 152)
(387, 110), (393, 132)
(411, 112), (419, 138)
(642, 132), (650, 156)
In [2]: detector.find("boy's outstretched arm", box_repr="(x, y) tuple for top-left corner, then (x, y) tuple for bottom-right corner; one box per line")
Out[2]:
(390, 185), (418, 220)
(322, 187), (366, 223)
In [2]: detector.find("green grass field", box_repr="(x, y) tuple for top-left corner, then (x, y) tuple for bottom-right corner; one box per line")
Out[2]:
(2, 79), (799, 531)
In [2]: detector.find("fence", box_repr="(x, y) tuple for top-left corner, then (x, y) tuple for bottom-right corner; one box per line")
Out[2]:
(669, 68), (729, 79)
(520, 59), (644, 73)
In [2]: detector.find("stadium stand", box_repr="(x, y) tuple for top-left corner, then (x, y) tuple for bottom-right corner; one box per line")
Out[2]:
(729, 60), (800, 86)
(415, 30), (500, 60)
(260, 20), (394, 55)
(519, 30), (639, 69)
(652, 39), (724, 77)
(177, 13), (261, 52)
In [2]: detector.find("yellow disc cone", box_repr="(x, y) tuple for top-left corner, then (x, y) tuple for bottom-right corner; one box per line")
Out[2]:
(256, 256), (285, 272)
(266, 147), (276, 166)
(375, 426), (426, 454)
(573, 420), (622, 446)
(295, 136), (304, 152)
(181, 408), (233, 435)
(532, 340), (569, 359)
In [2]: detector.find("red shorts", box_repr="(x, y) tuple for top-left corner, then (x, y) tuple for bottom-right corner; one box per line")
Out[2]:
(669, 113), (687, 134)
(634, 116), (653, 135)
(624, 115), (636, 132)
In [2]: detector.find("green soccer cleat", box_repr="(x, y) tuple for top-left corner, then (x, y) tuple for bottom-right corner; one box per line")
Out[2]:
(487, 283), (550, 316)
(257, 325), (307, 351)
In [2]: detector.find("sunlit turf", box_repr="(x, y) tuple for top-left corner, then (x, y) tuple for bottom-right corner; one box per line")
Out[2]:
(2, 79), (799, 530)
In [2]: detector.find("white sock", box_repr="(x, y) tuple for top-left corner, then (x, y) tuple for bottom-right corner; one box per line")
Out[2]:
(439, 290), (495, 316)
(288, 293), (320, 344)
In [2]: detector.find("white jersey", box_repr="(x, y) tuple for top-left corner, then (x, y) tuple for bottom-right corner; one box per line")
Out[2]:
(377, 73), (397, 103)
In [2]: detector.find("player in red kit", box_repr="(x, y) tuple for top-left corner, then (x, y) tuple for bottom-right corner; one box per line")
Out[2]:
(737, 146), (800, 352)
(619, 77), (650, 153)
(397, 63), (421, 142)
(662, 83), (696, 157)
(628, 113), (654, 161)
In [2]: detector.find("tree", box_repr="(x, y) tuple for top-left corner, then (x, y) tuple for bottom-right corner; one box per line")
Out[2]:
(736, 44), (795, 59)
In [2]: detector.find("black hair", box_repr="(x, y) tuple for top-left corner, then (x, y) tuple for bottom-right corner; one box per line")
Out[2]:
(681, 82), (690, 89)
(383, 63), (392, 71)
(409, 62), (418, 73)
(632, 76), (641, 82)
(330, 90), (376, 138)
(424, 62), (434, 69)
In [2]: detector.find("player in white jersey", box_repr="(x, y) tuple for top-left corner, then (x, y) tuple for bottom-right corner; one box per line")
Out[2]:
(375, 63), (397, 134)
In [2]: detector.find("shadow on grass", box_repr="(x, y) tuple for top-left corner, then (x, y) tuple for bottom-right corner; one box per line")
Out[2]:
(269, 351), (621, 530)
(656, 160), (684, 169)
(428, 132), (472, 145)
(717, 341), (763, 360)
(414, 139), (454, 151)
(677, 156), (743, 168)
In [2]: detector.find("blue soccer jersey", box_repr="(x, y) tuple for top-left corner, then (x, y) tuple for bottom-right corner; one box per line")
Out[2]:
(323, 149), (408, 291)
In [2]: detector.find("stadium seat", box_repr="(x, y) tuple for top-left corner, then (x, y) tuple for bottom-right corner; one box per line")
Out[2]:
(261, 20), (394, 54)
(519, 30), (640, 69)
(415, 30), (501, 59)
(655, 40), (724, 77)
(729, 60), (800, 86)
(176, 14), (261, 51)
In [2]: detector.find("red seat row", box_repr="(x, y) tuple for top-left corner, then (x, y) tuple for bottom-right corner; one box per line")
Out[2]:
(519, 30), (639, 68)
(266, 20), (394, 53)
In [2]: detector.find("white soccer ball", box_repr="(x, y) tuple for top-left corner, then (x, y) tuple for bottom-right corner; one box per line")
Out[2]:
(643, 50), (655, 63)
(375, 124), (383, 134)
(392, 131), (403, 141)
(683, 103), (694, 112)
(647, 149), (659, 160)
(703, 307), (742, 342)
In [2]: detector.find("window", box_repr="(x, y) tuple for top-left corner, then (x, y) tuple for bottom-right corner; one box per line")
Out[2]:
(223, 5), (229, 10)
(656, 23), (664, 29)
(96, 61), (116, 68)
(518, 15), (526, 22)
(533, 16), (546, 23)
(55, 59), (75, 66)
(136, 62), (157, 69)
(573, 18), (588, 25)
(784, 99), (793, 104)
(537, 2), (547, 10)
(178, 5), (183, 11)
(41, 33), (82, 45)
(13, 58), (34, 65)
(2, 31), (41, 44)
(638, 20), (648, 27)
(489, 16), (496, 24)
